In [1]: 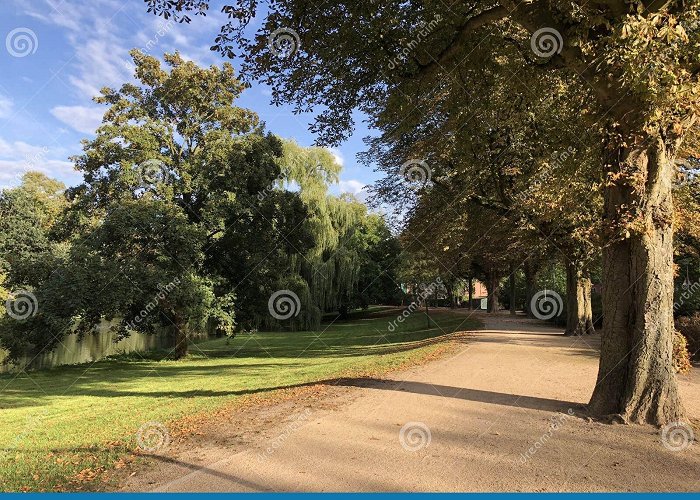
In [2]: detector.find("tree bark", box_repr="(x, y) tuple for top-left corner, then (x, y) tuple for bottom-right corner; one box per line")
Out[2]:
(425, 299), (431, 329)
(171, 311), (189, 359)
(565, 261), (595, 336)
(588, 133), (684, 425)
(467, 277), (473, 310)
(509, 264), (517, 316)
(523, 260), (538, 319)
(486, 270), (500, 313)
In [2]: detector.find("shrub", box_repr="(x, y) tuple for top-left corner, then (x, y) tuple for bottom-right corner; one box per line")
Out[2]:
(676, 313), (700, 361)
(673, 330), (692, 374)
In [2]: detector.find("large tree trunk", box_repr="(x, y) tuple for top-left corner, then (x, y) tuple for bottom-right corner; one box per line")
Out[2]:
(171, 312), (189, 359)
(467, 277), (473, 310)
(509, 264), (517, 316)
(486, 270), (501, 313)
(588, 133), (683, 425)
(523, 260), (538, 319)
(565, 261), (594, 336)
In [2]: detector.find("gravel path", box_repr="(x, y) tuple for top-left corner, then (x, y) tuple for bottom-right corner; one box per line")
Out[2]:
(122, 312), (700, 492)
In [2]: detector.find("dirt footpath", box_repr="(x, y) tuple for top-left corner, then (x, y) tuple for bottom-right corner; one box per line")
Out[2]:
(122, 313), (700, 492)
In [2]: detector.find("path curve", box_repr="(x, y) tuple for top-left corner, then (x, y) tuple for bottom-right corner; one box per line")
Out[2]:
(122, 313), (700, 492)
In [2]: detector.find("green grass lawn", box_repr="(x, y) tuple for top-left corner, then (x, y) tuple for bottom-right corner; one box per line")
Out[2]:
(0, 308), (480, 492)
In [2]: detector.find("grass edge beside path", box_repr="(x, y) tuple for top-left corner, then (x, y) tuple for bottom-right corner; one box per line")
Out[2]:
(0, 309), (482, 492)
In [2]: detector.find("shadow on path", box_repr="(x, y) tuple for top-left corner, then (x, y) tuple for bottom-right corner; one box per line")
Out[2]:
(328, 378), (584, 413)
(145, 454), (270, 491)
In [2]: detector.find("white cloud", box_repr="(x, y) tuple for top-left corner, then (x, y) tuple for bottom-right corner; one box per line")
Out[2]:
(19, 0), (134, 100)
(337, 179), (366, 195)
(0, 159), (77, 189)
(67, 36), (132, 99)
(50, 105), (104, 135)
(328, 147), (344, 167)
(0, 137), (78, 189)
(0, 95), (14, 118)
(0, 137), (48, 159)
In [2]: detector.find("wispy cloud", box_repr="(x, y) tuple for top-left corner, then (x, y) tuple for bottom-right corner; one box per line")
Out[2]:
(0, 136), (76, 189)
(328, 147), (345, 167)
(50, 105), (104, 135)
(338, 179), (365, 193)
(0, 95), (14, 118)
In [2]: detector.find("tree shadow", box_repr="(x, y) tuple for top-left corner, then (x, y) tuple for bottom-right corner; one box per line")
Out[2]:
(326, 377), (585, 414)
(0, 372), (583, 415)
(138, 454), (271, 491)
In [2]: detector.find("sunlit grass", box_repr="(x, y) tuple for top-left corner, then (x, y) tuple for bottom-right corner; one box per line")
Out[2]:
(0, 308), (480, 491)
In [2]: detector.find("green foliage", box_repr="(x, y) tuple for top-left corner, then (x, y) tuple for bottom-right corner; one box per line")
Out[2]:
(0, 173), (66, 285)
(0, 52), (403, 361)
(676, 313), (700, 360)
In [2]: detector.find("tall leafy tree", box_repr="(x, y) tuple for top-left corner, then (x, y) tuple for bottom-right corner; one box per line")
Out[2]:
(146, 0), (700, 424)
(0, 173), (66, 286)
(3, 52), (312, 359)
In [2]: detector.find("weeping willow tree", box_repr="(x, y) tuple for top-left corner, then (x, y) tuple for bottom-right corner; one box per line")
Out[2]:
(272, 140), (373, 329)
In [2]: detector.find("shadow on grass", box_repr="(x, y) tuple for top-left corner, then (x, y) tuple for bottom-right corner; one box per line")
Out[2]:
(2, 374), (582, 415)
(0, 326), (475, 408)
(1, 320), (599, 409)
(193, 329), (474, 359)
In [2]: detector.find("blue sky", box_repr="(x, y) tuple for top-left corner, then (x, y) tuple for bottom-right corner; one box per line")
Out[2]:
(0, 0), (376, 199)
